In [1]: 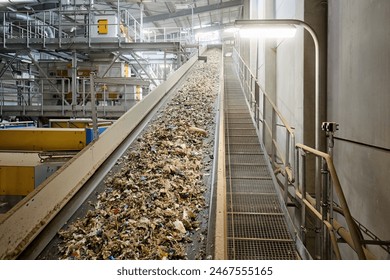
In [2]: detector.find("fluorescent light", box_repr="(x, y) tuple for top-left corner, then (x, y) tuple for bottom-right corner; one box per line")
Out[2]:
(239, 25), (296, 38)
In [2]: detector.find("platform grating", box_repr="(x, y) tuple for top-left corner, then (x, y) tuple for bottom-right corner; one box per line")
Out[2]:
(228, 129), (257, 136)
(227, 178), (276, 194)
(224, 56), (299, 260)
(227, 164), (271, 178)
(227, 113), (251, 119)
(227, 214), (292, 240)
(226, 123), (254, 129)
(227, 193), (282, 213)
(227, 144), (263, 154)
(228, 136), (260, 144)
(228, 154), (267, 165)
(227, 239), (298, 260)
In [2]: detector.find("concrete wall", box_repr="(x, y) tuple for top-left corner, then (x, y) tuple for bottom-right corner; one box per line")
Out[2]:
(241, 0), (390, 259)
(328, 0), (390, 259)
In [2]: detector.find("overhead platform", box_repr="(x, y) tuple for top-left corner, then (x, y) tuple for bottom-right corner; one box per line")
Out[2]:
(0, 39), (182, 54)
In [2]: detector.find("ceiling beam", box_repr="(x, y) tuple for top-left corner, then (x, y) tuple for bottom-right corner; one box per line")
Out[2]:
(141, 0), (243, 24)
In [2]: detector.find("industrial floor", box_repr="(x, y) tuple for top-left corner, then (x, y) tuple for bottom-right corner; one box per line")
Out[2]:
(224, 57), (299, 260)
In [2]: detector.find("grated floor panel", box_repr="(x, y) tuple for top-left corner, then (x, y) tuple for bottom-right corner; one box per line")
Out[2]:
(228, 154), (267, 165)
(228, 129), (258, 136)
(227, 164), (271, 178)
(224, 57), (298, 260)
(227, 178), (276, 194)
(227, 213), (292, 240)
(227, 193), (282, 213)
(227, 239), (298, 260)
(227, 144), (263, 154)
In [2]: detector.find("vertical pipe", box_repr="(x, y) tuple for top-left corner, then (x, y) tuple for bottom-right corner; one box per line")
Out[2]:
(59, 6), (62, 47)
(140, 3), (144, 42)
(163, 51), (167, 81)
(262, 92), (266, 145)
(271, 109), (276, 168)
(321, 158), (329, 259)
(117, 0), (120, 43)
(255, 83), (259, 129)
(43, 12), (46, 47)
(301, 151), (307, 245)
(327, 133), (335, 259)
(82, 79), (86, 116)
(284, 133), (290, 204)
(103, 84), (106, 116)
(328, 133), (334, 257)
(61, 79), (65, 115)
(41, 80), (44, 115)
(61, 82), (64, 116)
(1, 82), (3, 116)
(134, 21), (137, 42)
(90, 73), (98, 141)
(3, 14), (6, 48)
(71, 51), (77, 107)
(191, 5), (194, 42)
(26, 13), (30, 48)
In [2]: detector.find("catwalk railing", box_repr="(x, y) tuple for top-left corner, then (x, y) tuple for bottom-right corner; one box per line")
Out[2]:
(232, 48), (377, 260)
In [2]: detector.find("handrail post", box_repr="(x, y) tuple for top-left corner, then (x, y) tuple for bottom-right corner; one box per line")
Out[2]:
(283, 133), (290, 204)
(300, 149), (307, 245)
(271, 109), (277, 168)
(321, 158), (329, 259)
(262, 92), (266, 145)
(255, 83), (260, 129)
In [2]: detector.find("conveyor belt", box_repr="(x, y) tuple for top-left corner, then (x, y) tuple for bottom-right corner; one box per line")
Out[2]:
(224, 57), (299, 260)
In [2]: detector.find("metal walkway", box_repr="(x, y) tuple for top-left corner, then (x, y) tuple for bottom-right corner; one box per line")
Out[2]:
(224, 57), (299, 260)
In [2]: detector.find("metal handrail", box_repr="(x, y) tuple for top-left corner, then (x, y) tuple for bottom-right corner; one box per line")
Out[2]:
(232, 47), (372, 259)
(232, 48), (295, 203)
(232, 48), (294, 135)
(296, 143), (367, 259)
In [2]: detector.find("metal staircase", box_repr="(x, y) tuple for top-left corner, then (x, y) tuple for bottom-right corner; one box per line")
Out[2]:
(224, 57), (299, 260)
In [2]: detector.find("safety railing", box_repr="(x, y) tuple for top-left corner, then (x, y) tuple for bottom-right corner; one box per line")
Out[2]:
(231, 47), (374, 260)
(0, 76), (137, 117)
(1, 10), (69, 48)
(232, 48), (295, 203)
(0, 7), (194, 48)
(142, 27), (194, 44)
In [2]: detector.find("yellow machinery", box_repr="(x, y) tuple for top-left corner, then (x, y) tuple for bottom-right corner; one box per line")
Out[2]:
(0, 152), (63, 196)
(0, 128), (86, 151)
(49, 118), (113, 128)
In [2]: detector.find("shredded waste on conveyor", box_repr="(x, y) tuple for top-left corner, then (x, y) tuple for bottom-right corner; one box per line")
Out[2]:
(57, 49), (221, 260)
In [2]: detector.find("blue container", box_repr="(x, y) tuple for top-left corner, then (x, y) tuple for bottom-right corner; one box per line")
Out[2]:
(85, 126), (108, 144)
